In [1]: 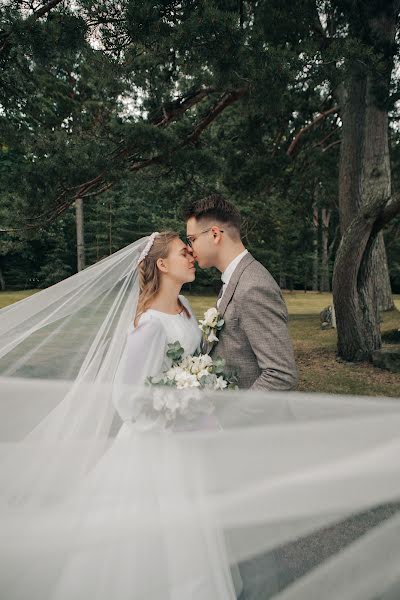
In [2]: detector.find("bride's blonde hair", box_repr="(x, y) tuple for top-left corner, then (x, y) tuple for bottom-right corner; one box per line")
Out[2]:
(134, 231), (190, 327)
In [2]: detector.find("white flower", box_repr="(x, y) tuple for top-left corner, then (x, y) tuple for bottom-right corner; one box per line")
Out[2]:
(190, 356), (206, 374)
(207, 331), (219, 343)
(166, 367), (178, 381)
(197, 368), (211, 380)
(214, 376), (228, 391)
(180, 356), (192, 370)
(170, 366), (186, 382)
(199, 354), (213, 369)
(201, 307), (219, 328)
(175, 371), (201, 389)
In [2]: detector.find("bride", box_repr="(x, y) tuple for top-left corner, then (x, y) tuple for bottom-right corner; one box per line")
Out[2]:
(1, 232), (400, 600)
(112, 230), (202, 433)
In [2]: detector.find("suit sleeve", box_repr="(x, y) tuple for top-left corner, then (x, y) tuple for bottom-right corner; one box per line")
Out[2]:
(240, 283), (298, 391)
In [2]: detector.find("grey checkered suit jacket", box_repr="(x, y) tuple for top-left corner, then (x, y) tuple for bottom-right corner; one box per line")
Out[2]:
(211, 253), (298, 390)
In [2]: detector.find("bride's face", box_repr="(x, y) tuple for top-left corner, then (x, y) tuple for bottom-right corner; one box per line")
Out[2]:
(159, 238), (196, 284)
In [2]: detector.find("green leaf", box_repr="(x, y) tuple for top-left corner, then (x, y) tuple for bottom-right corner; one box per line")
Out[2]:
(166, 340), (184, 363)
(212, 356), (226, 374)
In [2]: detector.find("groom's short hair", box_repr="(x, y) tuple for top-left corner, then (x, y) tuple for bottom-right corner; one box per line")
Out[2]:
(184, 194), (241, 238)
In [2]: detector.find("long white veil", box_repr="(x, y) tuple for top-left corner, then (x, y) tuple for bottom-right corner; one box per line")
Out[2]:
(1, 236), (400, 599)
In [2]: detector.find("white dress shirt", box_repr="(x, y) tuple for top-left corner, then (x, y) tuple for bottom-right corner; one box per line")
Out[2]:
(217, 249), (248, 309)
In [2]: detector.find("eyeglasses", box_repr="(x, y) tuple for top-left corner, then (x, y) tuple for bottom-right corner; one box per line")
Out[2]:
(186, 227), (224, 248)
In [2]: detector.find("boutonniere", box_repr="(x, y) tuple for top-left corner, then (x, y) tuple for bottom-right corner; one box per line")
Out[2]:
(199, 307), (225, 354)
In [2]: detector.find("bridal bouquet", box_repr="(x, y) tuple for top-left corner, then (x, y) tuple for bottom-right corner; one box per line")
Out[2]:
(147, 341), (238, 423)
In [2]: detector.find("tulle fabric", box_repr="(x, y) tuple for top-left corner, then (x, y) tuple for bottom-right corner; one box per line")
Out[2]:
(1, 237), (400, 599)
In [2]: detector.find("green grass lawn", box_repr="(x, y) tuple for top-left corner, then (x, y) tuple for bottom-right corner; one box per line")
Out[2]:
(1, 289), (399, 397)
(0, 289), (38, 309)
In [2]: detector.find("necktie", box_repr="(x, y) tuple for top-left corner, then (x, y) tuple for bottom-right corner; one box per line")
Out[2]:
(216, 283), (224, 308)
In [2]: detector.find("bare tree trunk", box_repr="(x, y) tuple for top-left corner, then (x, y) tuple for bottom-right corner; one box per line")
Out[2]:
(334, 217), (383, 360)
(375, 233), (395, 311)
(0, 263), (5, 291)
(312, 204), (319, 291)
(334, 62), (369, 360)
(75, 197), (86, 272)
(321, 208), (331, 292)
(333, 5), (397, 361)
(109, 198), (112, 255)
(337, 64), (366, 236)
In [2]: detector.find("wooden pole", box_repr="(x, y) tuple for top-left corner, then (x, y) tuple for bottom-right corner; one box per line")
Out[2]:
(75, 197), (86, 272)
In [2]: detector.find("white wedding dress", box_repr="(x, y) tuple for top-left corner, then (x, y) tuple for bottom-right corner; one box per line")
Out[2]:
(44, 295), (242, 600)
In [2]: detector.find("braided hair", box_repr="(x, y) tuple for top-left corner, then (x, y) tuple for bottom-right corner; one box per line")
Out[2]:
(134, 231), (190, 327)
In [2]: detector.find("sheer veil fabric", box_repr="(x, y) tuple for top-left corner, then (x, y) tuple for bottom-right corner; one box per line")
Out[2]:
(1, 236), (400, 599)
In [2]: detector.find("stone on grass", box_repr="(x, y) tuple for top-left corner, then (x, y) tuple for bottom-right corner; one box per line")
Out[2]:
(320, 305), (336, 330)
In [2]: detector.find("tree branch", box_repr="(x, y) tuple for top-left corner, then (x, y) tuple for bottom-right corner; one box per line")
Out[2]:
(127, 87), (247, 170)
(0, 0), (64, 61)
(185, 87), (247, 144)
(322, 139), (341, 153)
(33, 0), (64, 20)
(5, 86), (247, 231)
(314, 127), (338, 148)
(374, 193), (400, 232)
(328, 224), (340, 260)
(151, 86), (217, 128)
(287, 106), (339, 157)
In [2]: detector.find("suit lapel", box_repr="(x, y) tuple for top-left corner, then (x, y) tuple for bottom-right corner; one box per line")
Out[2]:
(218, 253), (255, 317)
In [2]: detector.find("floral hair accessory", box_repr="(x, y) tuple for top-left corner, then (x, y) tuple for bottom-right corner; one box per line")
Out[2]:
(136, 232), (160, 267)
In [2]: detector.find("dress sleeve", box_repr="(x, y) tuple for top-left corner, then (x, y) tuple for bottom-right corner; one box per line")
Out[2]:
(112, 317), (168, 422)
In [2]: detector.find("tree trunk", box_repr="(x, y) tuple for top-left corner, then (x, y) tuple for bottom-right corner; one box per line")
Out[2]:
(321, 208), (330, 292)
(375, 233), (395, 311)
(337, 63), (366, 236)
(109, 198), (112, 255)
(312, 204), (319, 291)
(334, 215), (383, 361)
(75, 197), (86, 272)
(0, 263), (5, 291)
(334, 62), (369, 360)
(333, 5), (397, 361)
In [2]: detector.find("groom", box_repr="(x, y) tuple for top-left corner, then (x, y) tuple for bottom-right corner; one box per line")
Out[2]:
(185, 193), (297, 391)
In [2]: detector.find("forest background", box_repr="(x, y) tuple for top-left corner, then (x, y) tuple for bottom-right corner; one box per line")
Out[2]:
(1, 0), (400, 372)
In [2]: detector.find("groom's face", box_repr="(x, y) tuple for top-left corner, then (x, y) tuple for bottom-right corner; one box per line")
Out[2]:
(186, 217), (220, 269)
